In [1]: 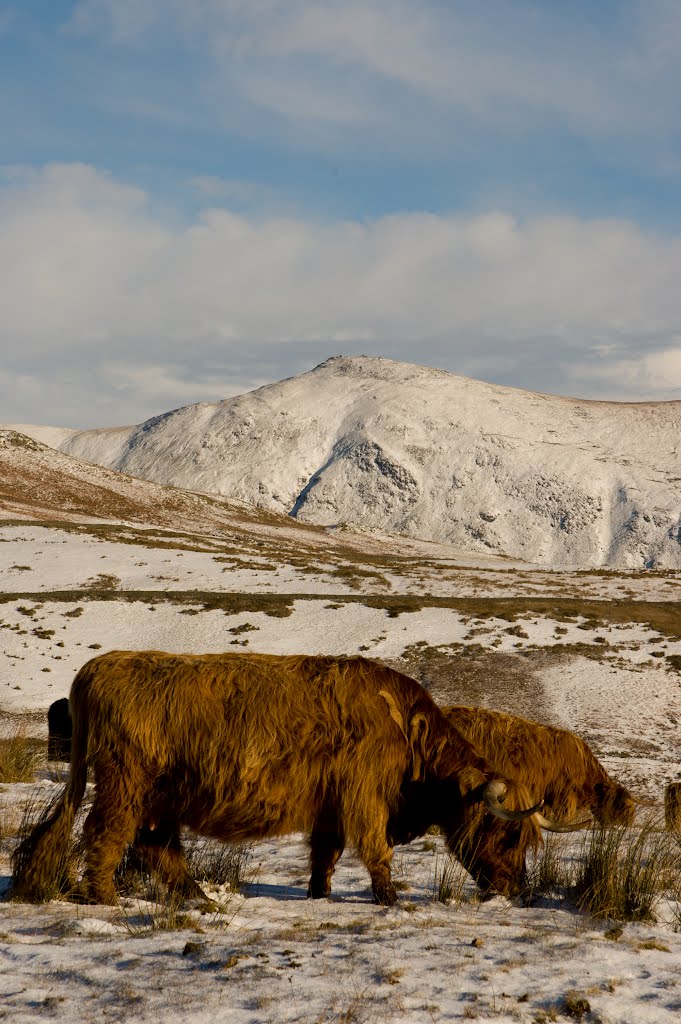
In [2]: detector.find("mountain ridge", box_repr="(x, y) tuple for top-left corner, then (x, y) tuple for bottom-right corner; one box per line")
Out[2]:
(8, 356), (681, 567)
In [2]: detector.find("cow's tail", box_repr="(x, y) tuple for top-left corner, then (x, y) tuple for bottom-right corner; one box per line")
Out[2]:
(11, 670), (91, 902)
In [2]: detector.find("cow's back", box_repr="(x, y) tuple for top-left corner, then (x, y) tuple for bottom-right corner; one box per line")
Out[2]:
(69, 651), (420, 840)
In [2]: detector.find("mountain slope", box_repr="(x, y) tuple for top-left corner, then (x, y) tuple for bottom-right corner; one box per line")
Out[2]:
(25, 356), (681, 567)
(2, 427), (484, 572)
(0, 428), (319, 550)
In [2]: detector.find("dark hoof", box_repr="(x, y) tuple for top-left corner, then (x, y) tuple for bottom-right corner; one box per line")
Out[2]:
(372, 885), (398, 906)
(307, 884), (331, 899)
(189, 897), (219, 913)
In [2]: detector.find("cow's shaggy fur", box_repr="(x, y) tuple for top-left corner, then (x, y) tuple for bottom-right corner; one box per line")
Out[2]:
(12, 652), (540, 905)
(442, 705), (636, 826)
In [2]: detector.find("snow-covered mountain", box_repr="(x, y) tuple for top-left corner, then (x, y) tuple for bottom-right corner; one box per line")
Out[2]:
(20, 356), (681, 567)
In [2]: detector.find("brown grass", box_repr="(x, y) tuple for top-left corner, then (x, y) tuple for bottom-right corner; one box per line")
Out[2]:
(395, 644), (552, 723)
(185, 837), (252, 891)
(522, 835), (572, 902)
(572, 819), (680, 922)
(1, 587), (680, 634)
(433, 853), (470, 905)
(0, 590), (297, 617)
(0, 729), (45, 783)
(10, 792), (80, 902)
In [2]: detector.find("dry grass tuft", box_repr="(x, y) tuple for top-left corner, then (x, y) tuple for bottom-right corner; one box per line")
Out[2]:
(185, 836), (252, 891)
(0, 729), (45, 783)
(562, 991), (591, 1020)
(10, 792), (79, 902)
(119, 884), (208, 935)
(433, 852), (470, 906)
(522, 835), (572, 902)
(573, 818), (680, 922)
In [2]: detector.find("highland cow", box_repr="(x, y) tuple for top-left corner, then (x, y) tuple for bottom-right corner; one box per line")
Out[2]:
(440, 705), (636, 826)
(47, 697), (71, 762)
(13, 651), (548, 906)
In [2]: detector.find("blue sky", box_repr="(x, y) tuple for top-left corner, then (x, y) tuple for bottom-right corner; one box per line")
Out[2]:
(1, 0), (681, 426)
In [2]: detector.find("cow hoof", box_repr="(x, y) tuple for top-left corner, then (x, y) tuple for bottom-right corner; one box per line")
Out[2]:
(169, 881), (212, 903)
(70, 884), (119, 906)
(372, 884), (398, 907)
(307, 885), (331, 899)
(191, 897), (219, 913)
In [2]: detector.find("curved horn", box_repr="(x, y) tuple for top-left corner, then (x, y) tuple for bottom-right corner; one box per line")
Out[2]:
(533, 810), (593, 833)
(482, 780), (543, 821)
(378, 690), (407, 739)
(631, 795), (660, 808)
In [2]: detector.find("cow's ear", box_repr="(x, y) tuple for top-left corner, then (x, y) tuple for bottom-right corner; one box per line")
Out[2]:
(409, 713), (429, 781)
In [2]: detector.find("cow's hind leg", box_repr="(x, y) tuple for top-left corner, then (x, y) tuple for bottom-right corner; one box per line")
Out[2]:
(133, 823), (210, 903)
(308, 815), (345, 899)
(80, 767), (146, 904)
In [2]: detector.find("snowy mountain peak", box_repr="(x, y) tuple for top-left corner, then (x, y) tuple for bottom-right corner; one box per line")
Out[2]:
(10, 357), (681, 568)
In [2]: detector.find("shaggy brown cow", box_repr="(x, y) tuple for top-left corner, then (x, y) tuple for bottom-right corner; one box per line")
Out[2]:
(47, 697), (71, 762)
(13, 651), (546, 906)
(440, 706), (636, 826)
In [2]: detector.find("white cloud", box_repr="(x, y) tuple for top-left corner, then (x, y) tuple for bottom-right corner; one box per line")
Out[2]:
(1, 163), (681, 424)
(0, 164), (162, 347)
(570, 344), (681, 399)
(633, 0), (681, 69)
(67, 0), (681, 144)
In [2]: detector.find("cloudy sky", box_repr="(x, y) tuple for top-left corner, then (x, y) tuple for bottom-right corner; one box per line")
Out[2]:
(1, 0), (681, 427)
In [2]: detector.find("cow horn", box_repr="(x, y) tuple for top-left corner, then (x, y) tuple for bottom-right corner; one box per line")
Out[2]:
(631, 795), (659, 807)
(378, 690), (407, 739)
(482, 780), (543, 821)
(533, 810), (593, 833)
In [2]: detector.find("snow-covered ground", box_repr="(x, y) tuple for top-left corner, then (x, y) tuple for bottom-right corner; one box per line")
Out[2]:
(2, 511), (681, 1021)
(1, 524), (681, 791)
(3, 811), (681, 1024)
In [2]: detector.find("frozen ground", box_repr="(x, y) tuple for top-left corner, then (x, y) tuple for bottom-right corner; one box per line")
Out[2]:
(3, 808), (681, 1024)
(1, 523), (680, 790)
(2, 511), (681, 1020)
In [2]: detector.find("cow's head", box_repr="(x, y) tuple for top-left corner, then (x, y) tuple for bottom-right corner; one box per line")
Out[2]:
(594, 780), (636, 826)
(400, 707), (589, 897)
(443, 777), (542, 897)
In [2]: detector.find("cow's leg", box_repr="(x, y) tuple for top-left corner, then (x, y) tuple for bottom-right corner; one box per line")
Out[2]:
(80, 765), (145, 904)
(308, 816), (345, 899)
(355, 819), (397, 906)
(133, 823), (209, 902)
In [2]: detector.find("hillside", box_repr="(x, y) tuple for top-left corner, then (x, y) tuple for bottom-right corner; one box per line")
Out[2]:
(0, 427), (305, 543)
(4, 418), (681, 1022)
(13, 356), (681, 567)
(3, 468), (681, 1023)
(0, 426), (507, 576)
